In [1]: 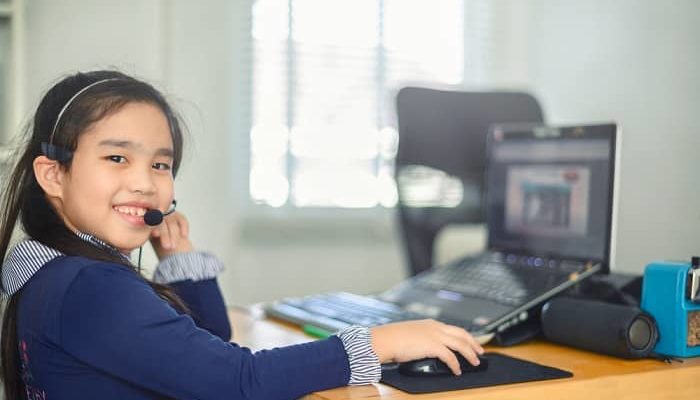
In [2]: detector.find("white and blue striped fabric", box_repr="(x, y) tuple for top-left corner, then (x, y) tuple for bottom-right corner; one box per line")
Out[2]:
(152, 252), (224, 284)
(1, 236), (225, 295)
(337, 325), (382, 385)
(75, 231), (131, 262)
(1, 239), (62, 297)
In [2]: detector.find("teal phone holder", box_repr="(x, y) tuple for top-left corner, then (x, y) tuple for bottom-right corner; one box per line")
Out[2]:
(641, 257), (700, 357)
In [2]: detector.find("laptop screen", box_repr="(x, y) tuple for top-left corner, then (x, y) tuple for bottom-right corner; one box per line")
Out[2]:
(485, 124), (616, 271)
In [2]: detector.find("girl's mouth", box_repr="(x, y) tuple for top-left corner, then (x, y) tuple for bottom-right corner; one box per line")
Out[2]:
(113, 205), (147, 217)
(113, 205), (151, 227)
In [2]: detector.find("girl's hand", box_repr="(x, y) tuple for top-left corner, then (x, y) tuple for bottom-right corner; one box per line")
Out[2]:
(149, 211), (194, 260)
(370, 319), (485, 375)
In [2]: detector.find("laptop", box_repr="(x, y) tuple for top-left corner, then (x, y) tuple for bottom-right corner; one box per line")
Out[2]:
(266, 123), (618, 338)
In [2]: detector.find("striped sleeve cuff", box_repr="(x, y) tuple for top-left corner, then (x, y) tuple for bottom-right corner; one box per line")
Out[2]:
(336, 325), (381, 385)
(152, 251), (224, 284)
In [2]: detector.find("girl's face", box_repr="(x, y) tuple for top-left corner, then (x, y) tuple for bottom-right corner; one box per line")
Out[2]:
(57, 102), (175, 253)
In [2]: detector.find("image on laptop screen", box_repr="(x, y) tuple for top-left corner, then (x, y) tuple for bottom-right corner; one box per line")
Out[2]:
(486, 124), (616, 272)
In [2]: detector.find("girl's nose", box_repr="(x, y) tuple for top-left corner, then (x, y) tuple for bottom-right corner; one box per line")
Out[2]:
(128, 167), (156, 195)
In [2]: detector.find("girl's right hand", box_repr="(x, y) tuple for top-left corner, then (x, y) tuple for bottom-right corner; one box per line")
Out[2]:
(370, 319), (485, 375)
(149, 211), (194, 260)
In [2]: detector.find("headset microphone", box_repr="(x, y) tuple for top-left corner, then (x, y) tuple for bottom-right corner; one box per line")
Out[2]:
(144, 200), (177, 227)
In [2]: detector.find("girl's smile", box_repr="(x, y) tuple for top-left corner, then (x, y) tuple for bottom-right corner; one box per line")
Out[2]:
(112, 203), (154, 226)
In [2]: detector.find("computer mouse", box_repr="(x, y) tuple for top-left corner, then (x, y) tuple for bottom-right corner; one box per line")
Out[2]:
(398, 353), (488, 377)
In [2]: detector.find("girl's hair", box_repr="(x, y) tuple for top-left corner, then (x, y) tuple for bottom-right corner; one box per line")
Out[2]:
(0, 70), (189, 398)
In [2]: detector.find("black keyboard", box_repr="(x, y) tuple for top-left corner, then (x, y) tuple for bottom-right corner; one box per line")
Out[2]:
(266, 255), (585, 334)
(415, 255), (577, 306)
(266, 292), (425, 332)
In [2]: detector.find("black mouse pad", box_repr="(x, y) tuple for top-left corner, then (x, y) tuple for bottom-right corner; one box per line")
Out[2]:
(380, 352), (572, 394)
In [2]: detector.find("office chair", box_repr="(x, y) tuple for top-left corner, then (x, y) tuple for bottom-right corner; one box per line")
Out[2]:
(395, 87), (545, 276)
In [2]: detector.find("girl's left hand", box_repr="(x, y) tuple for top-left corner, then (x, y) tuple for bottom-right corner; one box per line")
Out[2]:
(149, 211), (194, 260)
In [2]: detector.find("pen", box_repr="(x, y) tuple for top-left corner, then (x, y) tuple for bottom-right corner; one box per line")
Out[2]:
(302, 324), (333, 338)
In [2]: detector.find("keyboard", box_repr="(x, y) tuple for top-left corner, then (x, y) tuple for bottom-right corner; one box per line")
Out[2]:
(415, 254), (577, 306)
(265, 254), (583, 336)
(266, 292), (425, 333)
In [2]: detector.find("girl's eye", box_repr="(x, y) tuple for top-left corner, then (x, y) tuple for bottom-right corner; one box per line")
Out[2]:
(153, 162), (172, 171)
(107, 155), (127, 163)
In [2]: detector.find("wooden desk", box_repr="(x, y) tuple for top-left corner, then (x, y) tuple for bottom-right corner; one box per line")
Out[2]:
(229, 307), (700, 399)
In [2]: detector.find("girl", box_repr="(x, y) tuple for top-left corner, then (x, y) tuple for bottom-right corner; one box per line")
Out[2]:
(0, 70), (484, 399)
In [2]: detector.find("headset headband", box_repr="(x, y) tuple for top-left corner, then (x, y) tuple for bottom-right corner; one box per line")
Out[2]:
(42, 78), (121, 162)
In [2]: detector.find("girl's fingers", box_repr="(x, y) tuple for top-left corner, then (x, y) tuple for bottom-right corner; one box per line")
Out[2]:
(165, 218), (180, 249)
(433, 346), (461, 376)
(149, 212), (194, 256)
(464, 332), (485, 355)
(159, 223), (172, 249)
(442, 336), (481, 367)
(443, 325), (485, 355)
(455, 346), (481, 367)
(177, 214), (189, 238)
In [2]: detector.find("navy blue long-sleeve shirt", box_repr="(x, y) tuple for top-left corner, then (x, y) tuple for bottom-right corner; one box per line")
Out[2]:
(169, 278), (232, 341)
(16, 256), (351, 399)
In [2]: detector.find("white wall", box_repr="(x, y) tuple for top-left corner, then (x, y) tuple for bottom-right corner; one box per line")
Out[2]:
(23, 0), (166, 99)
(494, 0), (700, 273)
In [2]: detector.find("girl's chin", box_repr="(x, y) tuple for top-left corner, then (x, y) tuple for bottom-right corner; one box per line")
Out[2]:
(114, 238), (151, 255)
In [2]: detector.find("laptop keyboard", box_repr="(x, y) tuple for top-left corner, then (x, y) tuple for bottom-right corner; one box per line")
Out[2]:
(266, 255), (585, 333)
(416, 255), (579, 306)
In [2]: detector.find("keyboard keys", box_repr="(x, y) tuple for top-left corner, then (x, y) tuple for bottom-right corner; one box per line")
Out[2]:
(415, 258), (571, 306)
(267, 256), (585, 331)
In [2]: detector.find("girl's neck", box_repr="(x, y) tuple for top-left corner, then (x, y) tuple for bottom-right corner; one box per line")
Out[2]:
(73, 230), (133, 260)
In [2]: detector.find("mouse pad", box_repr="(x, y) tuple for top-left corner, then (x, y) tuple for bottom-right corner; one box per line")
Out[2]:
(380, 352), (572, 394)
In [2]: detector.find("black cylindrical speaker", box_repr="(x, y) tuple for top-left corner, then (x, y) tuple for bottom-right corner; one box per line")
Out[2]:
(541, 297), (658, 359)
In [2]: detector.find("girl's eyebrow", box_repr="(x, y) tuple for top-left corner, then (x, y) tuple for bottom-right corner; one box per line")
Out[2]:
(97, 139), (174, 158)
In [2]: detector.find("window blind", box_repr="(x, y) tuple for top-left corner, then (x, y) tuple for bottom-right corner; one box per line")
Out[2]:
(249, 0), (490, 208)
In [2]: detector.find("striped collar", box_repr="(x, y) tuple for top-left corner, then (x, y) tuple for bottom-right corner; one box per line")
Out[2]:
(1, 233), (131, 297)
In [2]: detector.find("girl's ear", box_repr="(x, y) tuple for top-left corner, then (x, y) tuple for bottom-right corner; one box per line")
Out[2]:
(33, 155), (66, 199)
